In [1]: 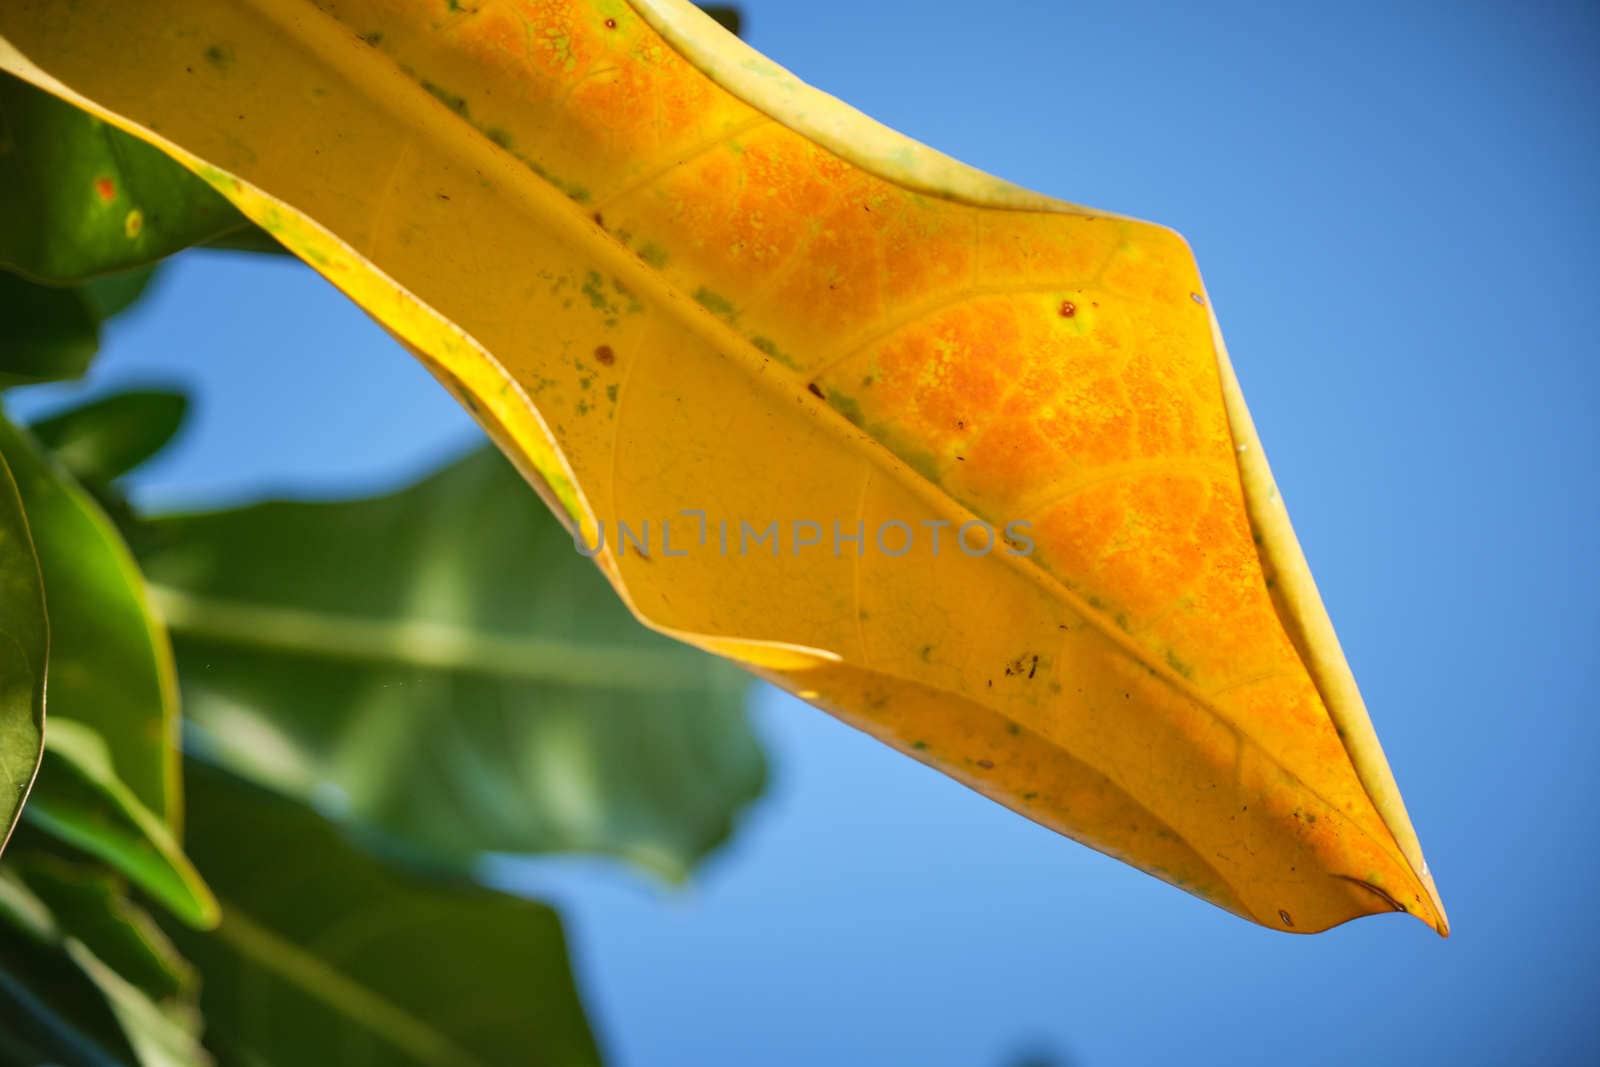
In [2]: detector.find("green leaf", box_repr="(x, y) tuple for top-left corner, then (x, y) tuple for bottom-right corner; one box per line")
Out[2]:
(0, 444), (44, 857)
(29, 390), (188, 489)
(0, 869), (206, 1067)
(0, 269), (99, 387)
(698, 5), (744, 36)
(79, 266), (159, 321)
(59, 947), (205, 1067)
(1, 264), (162, 392)
(0, 1014), (111, 1067)
(0, 894), (140, 1067)
(138, 446), (764, 880)
(0, 414), (179, 826)
(24, 719), (216, 929)
(170, 760), (600, 1067)
(11, 851), (194, 1003)
(196, 227), (286, 256)
(0, 71), (249, 283)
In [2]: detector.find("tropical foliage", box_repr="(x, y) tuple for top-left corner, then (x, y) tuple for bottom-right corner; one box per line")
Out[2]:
(0, 43), (762, 1063)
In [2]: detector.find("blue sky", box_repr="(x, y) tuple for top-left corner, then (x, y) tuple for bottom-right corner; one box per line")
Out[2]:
(14, 1), (1599, 1063)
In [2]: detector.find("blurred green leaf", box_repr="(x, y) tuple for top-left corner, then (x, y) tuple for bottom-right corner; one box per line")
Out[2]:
(0, 269), (99, 388)
(0, 72), (249, 283)
(0, 415), (179, 825)
(79, 267), (160, 322)
(12, 851), (194, 1004)
(0, 870), (143, 1067)
(0, 868), (206, 1067)
(138, 446), (764, 880)
(171, 760), (600, 1067)
(60, 947), (205, 1067)
(1, 263), (162, 393)
(699, 5), (743, 36)
(29, 390), (188, 489)
(0, 1015), (104, 1067)
(197, 227), (287, 256)
(0, 446), (44, 855)
(24, 720), (216, 930)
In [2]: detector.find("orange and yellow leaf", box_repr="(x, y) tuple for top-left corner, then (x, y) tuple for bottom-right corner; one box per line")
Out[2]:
(0, 0), (1445, 933)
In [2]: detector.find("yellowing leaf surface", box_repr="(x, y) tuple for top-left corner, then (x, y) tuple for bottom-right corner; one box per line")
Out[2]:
(0, 0), (1446, 933)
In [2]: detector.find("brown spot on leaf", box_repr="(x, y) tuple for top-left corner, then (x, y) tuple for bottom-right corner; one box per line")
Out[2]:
(594, 345), (615, 366)
(1059, 299), (1077, 317)
(807, 383), (825, 399)
(94, 177), (115, 203)
(1278, 909), (1294, 927)
(976, 759), (995, 770)
(604, 17), (617, 28)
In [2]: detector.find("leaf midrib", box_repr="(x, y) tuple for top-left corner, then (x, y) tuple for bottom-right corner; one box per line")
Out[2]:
(212, 904), (484, 1067)
(272, 3), (1415, 892)
(146, 583), (708, 690)
(97, 0), (1418, 912)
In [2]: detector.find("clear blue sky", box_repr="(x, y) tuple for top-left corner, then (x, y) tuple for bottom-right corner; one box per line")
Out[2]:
(15, 1), (1598, 1063)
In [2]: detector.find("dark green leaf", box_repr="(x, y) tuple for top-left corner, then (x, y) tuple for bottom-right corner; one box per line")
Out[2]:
(79, 267), (160, 322)
(139, 446), (764, 880)
(0, 72), (248, 283)
(197, 228), (287, 256)
(0, 869), (206, 1067)
(29, 390), (188, 488)
(0, 414), (179, 825)
(23, 720), (216, 930)
(1, 265), (162, 392)
(0, 918), (139, 1066)
(0, 1013), (111, 1067)
(0, 270), (98, 388)
(11, 851), (194, 1003)
(170, 761), (601, 1067)
(0, 446), (43, 855)
(699, 5), (744, 36)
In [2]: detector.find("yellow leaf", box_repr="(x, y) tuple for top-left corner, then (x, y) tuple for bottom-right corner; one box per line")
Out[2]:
(0, 0), (1446, 934)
